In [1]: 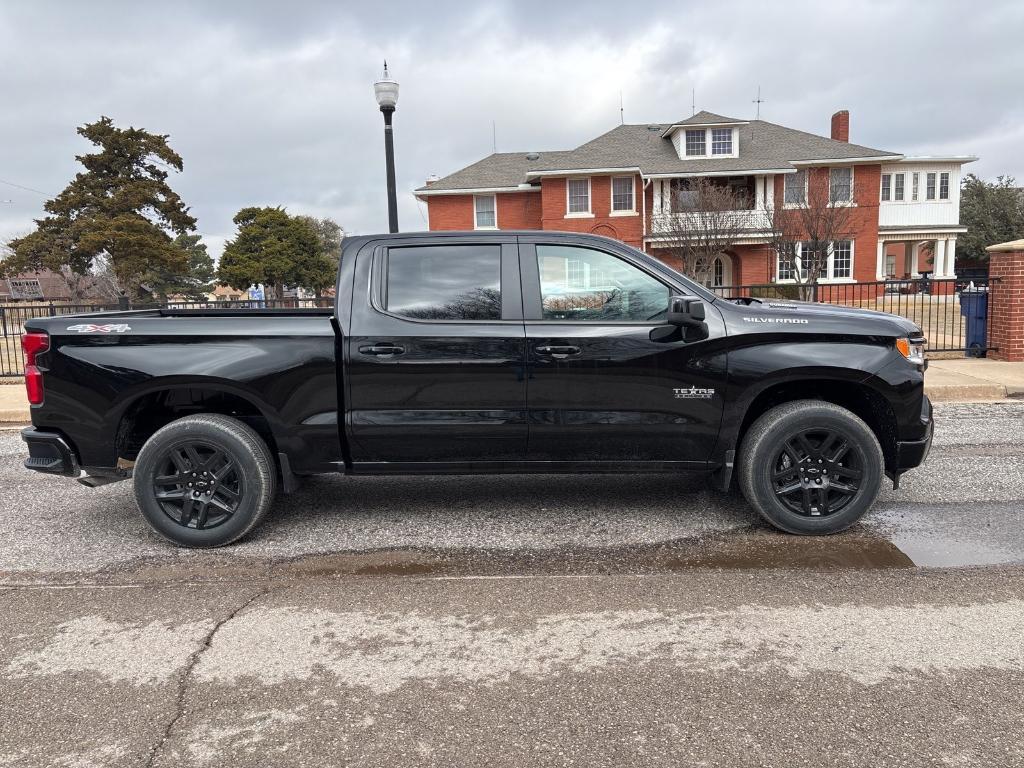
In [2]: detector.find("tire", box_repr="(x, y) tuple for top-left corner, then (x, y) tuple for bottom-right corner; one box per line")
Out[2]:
(737, 400), (884, 535)
(133, 414), (276, 547)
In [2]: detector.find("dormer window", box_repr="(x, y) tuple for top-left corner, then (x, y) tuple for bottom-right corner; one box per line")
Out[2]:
(685, 130), (706, 156)
(711, 128), (732, 155)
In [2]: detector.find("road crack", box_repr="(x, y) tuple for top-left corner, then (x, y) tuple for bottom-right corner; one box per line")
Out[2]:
(143, 585), (271, 768)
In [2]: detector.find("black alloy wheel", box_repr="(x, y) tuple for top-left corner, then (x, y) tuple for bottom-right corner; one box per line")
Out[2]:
(152, 441), (244, 530)
(771, 428), (864, 517)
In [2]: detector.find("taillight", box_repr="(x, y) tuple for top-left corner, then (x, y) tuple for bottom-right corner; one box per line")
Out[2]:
(22, 331), (49, 405)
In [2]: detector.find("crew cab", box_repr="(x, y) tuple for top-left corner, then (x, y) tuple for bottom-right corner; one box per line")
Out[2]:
(20, 231), (933, 546)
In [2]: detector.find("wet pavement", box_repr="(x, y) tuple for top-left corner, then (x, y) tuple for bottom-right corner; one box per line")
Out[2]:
(1, 401), (1023, 766)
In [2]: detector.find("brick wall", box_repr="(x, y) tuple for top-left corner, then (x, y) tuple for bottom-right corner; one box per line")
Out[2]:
(986, 243), (1024, 361)
(770, 165), (880, 283)
(425, 192), (543, 230)
(540, 175), (645, 249)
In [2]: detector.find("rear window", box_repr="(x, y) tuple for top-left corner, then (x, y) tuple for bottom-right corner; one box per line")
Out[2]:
(385, 245), (501, 320)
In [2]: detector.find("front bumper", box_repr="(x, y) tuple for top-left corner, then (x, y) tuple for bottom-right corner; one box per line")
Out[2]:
(895, 395), (934, 471)
(22, 427), (79, 477)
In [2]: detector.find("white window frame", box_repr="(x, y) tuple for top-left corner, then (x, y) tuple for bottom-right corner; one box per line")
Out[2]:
(911, 172), (919, 201)
(565, 177), (593, 217)
(880, 173), (891, 202)
(825, 240), (854, 282)
(939, 172), (950, 200)
(829, 166), (855, 205)
(783, 170), (808, 207)
(775, 240), (855, 284)
(610, 175), (637, 215)
(926, 172), (937, 200)
(684, 129), (706, 157)
(893, 173), (905, 202)
(710, 128), (732, 155)
(473, 194), (497, 230)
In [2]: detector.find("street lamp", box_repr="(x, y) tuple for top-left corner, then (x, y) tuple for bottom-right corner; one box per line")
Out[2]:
(373, 61), (400, 233)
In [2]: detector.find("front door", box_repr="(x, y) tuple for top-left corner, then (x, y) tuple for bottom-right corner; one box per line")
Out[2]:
(346, 237), (527, 466)
(520, 239), (727, 466)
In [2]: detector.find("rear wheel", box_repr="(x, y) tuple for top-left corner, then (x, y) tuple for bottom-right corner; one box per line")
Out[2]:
(738, 400), (884, 535)
(133, 414), (276, 547)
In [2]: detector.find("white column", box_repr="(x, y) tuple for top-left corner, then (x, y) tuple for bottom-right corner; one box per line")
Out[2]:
(876, 240), (887, 280)
(765, 174), (775, 210)
(755, 175), (765, 210)
(910, 241), (921, 277)
(934, 238), (947, 278)
(945, 238), (956, 278)
(653, 180), (662, 214)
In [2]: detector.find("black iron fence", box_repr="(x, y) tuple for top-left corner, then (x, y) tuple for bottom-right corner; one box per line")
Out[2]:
(709, 278), (998, 355)
(0, 280), (1000, 376)
(0, 298), (334, 377)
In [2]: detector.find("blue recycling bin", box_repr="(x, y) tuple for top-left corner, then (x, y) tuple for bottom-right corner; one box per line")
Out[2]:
(959, 290), (988, 358)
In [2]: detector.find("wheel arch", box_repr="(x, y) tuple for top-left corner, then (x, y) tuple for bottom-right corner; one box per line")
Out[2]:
(112, 379), (283, 468)
(726, 376), (899, 474)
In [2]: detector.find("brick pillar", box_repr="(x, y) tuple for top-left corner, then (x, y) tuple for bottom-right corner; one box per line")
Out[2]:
(986, 239), (1024, 361)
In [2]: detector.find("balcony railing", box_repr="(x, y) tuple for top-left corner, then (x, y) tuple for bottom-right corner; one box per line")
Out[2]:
(649, 209), (770, 237)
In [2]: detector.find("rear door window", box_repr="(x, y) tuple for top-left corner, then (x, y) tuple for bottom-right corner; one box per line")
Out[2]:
(385, 244), (502, 320)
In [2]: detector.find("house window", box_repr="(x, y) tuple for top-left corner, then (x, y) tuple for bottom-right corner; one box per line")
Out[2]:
(893, 174), (905, 201)
(611, 176), (635, 211)
(711, 128), (732, 155)
(784, 170), (807, 204)
(939, 172), (950, 200)
(567, 178), (590, 214)
(685, 129), (706, 156)
(885, 252), (897, 278)
(566, 259), (586, 289)
(926, 172), (937, 200)
(712, 257), (725, 287)
(912, 172), (919, 201)
(829, 167), (853, 203)
(777, 244), (798, 281)
(830, 240), (853, 279)
(669, 178), (697, 211)
(880, 174), (891, 201)
(473, 194), (496, 229)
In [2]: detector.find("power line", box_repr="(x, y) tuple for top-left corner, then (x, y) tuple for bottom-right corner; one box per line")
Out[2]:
(0, 177), (51, 197)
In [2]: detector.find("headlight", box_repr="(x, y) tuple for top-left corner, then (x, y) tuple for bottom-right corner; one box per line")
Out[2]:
(896, 337), (927, 365)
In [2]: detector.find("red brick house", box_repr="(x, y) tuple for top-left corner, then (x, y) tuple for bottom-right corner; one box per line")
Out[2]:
(416, 110), (975, 289)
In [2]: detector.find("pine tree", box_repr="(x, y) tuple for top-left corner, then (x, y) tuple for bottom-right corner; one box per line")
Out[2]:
(2, 116), (196, 299)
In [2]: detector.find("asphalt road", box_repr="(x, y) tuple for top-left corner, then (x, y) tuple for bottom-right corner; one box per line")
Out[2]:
(1, 401), (1023, 767)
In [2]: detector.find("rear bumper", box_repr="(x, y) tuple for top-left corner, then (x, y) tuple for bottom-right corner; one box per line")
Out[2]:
(22, 427), (79, 477)
(895, 395), (934, 471)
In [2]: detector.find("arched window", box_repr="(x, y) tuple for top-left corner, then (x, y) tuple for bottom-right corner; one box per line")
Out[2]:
(712, 257), (725, 288)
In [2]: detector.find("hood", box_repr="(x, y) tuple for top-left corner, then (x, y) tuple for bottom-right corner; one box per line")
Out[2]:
(720, 298), (922, 337)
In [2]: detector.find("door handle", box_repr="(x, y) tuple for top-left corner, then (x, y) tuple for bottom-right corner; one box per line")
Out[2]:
(534, 345), (581, 359)
(359, 344), (405, 357)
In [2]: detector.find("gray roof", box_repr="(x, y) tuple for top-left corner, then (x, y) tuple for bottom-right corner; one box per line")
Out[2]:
(663, 110), (749, 128)
(417, 114), (901, 193)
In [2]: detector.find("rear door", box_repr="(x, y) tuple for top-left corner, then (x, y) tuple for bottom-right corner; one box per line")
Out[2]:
(519, 237), (727, 466)
(345, 236), (527, 466)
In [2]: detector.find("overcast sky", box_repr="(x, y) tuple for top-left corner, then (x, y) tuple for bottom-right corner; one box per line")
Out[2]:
(1, 0), (1022, 259)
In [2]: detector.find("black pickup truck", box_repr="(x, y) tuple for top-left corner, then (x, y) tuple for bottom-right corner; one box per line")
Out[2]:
(20, 231), (932, 546)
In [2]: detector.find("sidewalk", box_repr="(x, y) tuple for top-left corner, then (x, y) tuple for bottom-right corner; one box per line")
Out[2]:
(1, 359), (1021, 424)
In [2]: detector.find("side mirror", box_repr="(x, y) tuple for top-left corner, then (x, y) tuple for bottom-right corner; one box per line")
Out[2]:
(667, 296), (706, 328)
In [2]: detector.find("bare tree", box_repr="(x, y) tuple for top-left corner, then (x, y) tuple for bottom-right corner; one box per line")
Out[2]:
(660, 177), (752, 286)
(762, 168), (855, 300)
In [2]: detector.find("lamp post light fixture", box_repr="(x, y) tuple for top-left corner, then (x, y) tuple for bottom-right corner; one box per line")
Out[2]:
(373, 61), (400, 234)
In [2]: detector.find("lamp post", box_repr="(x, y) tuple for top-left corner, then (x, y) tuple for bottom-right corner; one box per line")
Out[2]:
(373, 61), (400, 233)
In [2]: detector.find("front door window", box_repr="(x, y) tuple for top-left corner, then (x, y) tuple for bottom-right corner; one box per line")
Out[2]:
(536, 245), (669, 322)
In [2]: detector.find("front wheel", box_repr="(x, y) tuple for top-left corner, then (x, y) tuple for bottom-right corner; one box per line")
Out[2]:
(133, 414), (277, 547)
(737, 400), (884, 535)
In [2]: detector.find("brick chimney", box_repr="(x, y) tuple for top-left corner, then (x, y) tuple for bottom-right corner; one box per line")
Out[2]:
(424, 174), (440, 186)
(831, 110), (850, 142)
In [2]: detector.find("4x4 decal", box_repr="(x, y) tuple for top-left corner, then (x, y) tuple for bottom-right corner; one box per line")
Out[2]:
(66, 323), (132, 333)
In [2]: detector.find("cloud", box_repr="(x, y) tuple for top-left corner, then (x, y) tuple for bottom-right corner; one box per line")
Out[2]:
(1, 0), (1021, 259)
